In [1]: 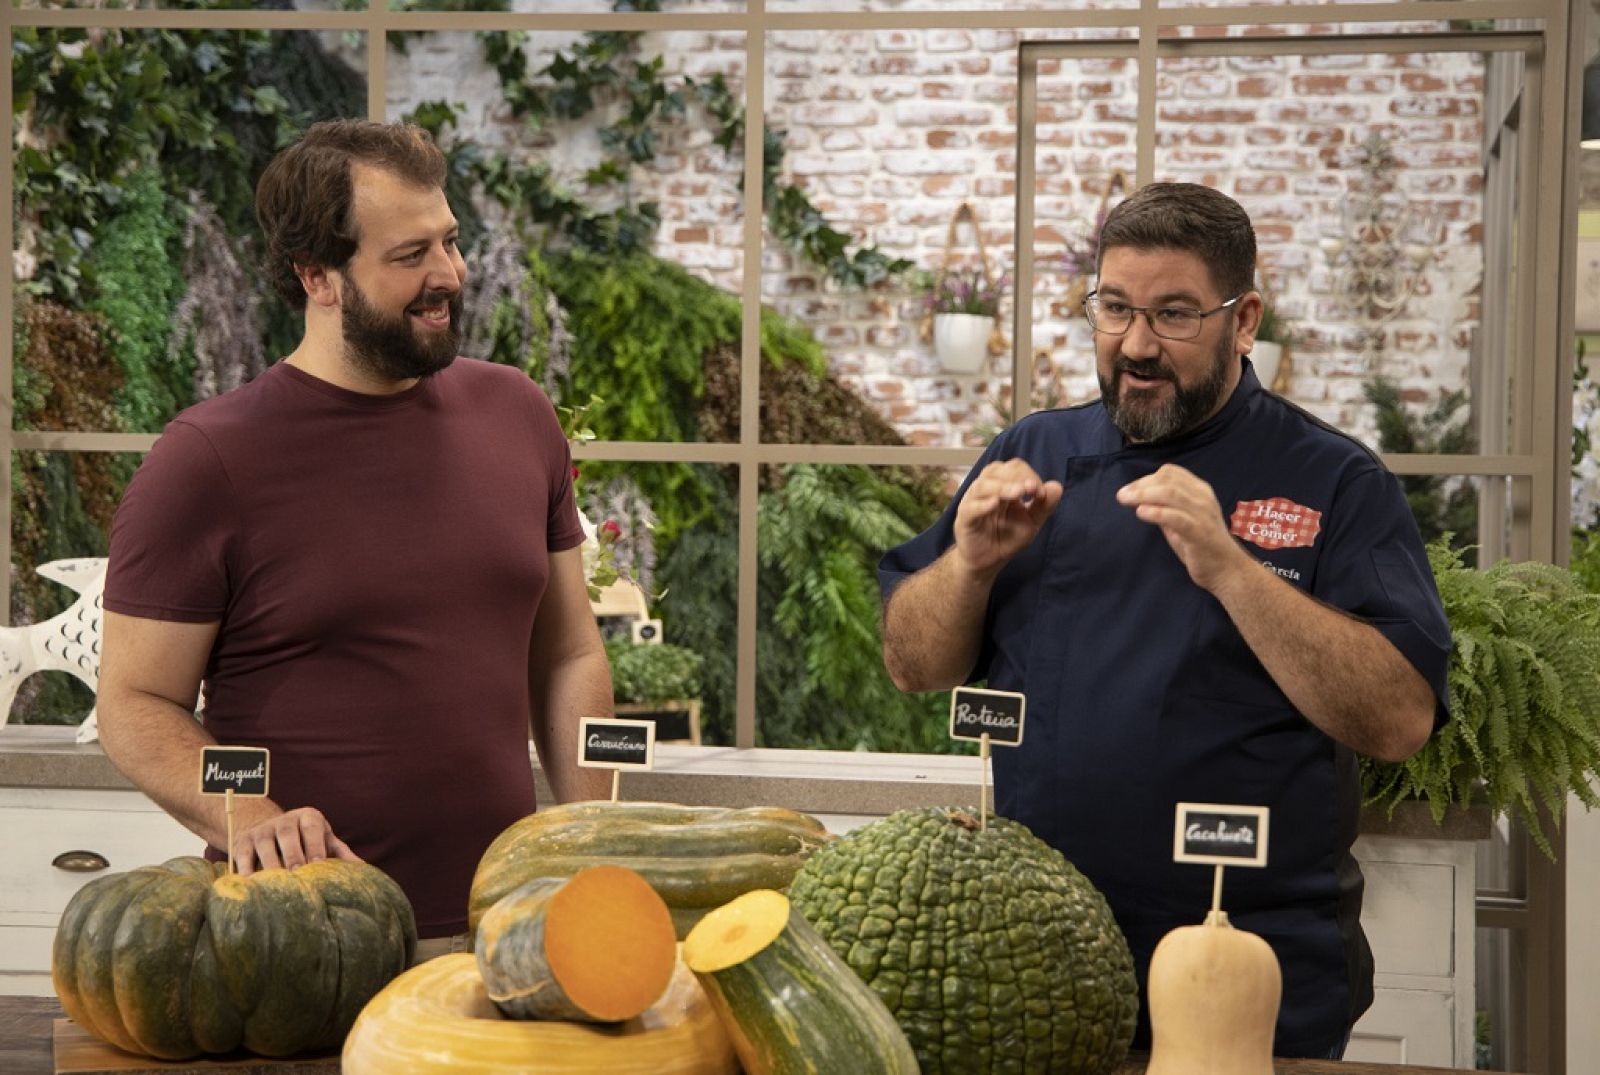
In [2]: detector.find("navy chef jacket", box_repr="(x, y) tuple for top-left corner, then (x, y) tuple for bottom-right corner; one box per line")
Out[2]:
(878, 362), (1451, 1054)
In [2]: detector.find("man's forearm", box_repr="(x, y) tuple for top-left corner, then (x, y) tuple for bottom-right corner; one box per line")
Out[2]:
(1211, 558), (1435, 762)
(882, 549), (999, 692)
(531, 648), (613, 803)
(98, 693), (283, 848)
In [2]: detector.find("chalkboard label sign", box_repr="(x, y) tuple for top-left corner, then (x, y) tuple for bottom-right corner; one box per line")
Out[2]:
(199, 746), (271, 797)
(1172, 802), (1270, 868)
(949, 687), (1026, 746)
(578, 717), (656, 770)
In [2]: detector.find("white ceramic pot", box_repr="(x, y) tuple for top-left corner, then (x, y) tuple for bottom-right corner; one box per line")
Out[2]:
(1252, 341), (1284, 393)
(933, 312), (995, 373)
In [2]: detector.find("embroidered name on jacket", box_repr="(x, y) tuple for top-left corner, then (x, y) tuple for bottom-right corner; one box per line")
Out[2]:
(1230, 497), (1323, 550)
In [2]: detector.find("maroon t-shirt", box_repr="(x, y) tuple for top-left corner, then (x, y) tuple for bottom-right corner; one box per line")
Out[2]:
(105, 358), (584, 936)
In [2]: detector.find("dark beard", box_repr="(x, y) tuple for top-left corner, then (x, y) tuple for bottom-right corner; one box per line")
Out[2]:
(340, 277), (461, 383)
(1099, 330), (1235, 443)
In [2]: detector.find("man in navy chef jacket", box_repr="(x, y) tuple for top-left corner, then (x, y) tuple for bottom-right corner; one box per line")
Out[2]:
(879, 182), (1451, 1058)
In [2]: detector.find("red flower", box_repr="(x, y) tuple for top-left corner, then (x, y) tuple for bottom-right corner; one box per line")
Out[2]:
(600, 520), (622, 540)
(571, 465), (581, 481)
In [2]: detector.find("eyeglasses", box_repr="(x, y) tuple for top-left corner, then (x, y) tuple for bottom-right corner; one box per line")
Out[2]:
(1084, 290), (1243, 341)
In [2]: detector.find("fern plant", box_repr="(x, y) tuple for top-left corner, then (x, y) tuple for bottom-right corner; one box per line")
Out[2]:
(1360, 540), (1600, 856)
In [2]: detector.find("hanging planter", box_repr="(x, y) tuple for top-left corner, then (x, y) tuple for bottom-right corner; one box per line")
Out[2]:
(932, 312), (996, 373)
(918, 201), (1008, 375)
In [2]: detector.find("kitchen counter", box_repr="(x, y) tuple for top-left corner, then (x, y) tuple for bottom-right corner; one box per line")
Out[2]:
(0, 996), (1519, 1075)
(0, 725), (1492, 840)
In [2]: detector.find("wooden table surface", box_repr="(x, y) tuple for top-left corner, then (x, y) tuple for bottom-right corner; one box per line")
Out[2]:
(1, 994), (1518, 1075)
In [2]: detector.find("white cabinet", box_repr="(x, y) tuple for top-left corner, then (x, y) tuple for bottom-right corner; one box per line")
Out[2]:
(1346, 833), (1477, 1067)
(0, 787), (200, 996)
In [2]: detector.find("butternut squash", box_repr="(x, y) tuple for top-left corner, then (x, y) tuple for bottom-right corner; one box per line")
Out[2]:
(341, 952), (737, 1075)
(475, 866), (676, 1023)
(1145, 909), (1281, 1075)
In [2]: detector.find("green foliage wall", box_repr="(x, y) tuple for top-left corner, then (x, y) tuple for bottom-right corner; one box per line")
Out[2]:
(10, 23), (363, 722)
(1363, 374), (1478, 559)
(476, 244), (950, 752)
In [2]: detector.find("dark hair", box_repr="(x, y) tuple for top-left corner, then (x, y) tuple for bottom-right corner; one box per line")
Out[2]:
(255, 120), (448, 308)
(1094, 182), (1257, 299)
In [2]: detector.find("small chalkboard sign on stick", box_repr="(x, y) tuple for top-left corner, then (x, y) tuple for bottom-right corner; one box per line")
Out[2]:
(949, 687), (1026, 831)
(1172, 801), (1270, 917)
(578, 717), (656, 802)
(199, 746), (271, 874)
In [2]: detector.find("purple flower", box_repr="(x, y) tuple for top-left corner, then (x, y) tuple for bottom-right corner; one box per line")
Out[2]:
(925, 266), (1007, 317)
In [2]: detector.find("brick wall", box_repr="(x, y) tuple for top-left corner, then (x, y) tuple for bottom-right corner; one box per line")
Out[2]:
(386, 21), (1485, 451)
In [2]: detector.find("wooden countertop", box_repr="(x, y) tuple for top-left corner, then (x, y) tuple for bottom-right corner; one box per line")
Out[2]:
(0, 996), (1521, 1075)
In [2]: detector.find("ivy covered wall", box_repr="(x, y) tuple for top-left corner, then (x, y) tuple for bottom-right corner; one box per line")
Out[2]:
(383, 19), (1487, 451)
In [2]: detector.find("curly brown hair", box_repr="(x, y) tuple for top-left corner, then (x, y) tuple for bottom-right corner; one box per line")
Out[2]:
(255, 120), (448, 309)
(1094, 181), (1257, 299)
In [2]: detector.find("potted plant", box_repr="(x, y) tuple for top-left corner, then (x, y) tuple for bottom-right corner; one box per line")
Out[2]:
(606, 638), (706, 744)
(1251, 301), (1294, 393)
(923, 267), (1005, 373)
(1360, 539), (1600, 857)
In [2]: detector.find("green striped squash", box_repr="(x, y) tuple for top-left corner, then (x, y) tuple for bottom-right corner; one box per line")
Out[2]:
(683, 889), (919, 1075)
(469, 802), (832, 940)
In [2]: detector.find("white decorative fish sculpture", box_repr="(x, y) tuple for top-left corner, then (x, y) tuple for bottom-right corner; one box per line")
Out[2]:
(0, 557), (105, 743)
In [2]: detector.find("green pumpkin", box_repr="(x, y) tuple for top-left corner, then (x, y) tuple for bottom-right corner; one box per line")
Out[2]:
(469, 801), (832, 940)
(787, 807), (1138, 1075)
(52, 856), (416, 1060)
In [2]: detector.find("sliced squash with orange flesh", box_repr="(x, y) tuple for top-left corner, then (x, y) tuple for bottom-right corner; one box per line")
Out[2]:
(684, 889), (919, 1075)
(341, 952), (737, 1075)
(475, 865), (676, 1022)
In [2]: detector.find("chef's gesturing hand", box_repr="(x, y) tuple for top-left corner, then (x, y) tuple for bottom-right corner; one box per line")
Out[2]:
(1116, 463), (1250, 593)
(953, 460), (1063, 578)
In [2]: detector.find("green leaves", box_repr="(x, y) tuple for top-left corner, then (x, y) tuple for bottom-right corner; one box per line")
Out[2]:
(466, 11), (913, 290)
(1360, 541), (1600, 856)
(605, 640), (705, 704)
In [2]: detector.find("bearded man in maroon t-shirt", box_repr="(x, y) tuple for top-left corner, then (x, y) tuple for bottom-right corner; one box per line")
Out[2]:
(97, 120), (613, 953)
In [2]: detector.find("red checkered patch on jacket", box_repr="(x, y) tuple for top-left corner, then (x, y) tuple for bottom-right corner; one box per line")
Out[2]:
(1230, 497), (1323, 550)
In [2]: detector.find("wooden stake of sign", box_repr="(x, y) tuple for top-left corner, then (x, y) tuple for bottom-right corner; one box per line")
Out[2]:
(226, 789), (236, 874)
(611, 769), (621, 803)
(980, 734), (991, 831)
(1211, 863), (1225, 917)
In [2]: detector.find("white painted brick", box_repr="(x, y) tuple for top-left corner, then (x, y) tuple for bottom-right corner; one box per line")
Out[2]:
(893, 102), (996, 127)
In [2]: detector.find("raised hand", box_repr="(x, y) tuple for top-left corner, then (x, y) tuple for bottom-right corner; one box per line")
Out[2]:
(1115, 463), (1250, 593)
(952, 459), (1064, 578)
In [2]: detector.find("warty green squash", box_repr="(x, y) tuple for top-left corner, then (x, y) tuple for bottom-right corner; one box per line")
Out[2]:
(787, 806), (1138, 1075)
(469, 801), (832, 940)
(52, 855), (415, 1060)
